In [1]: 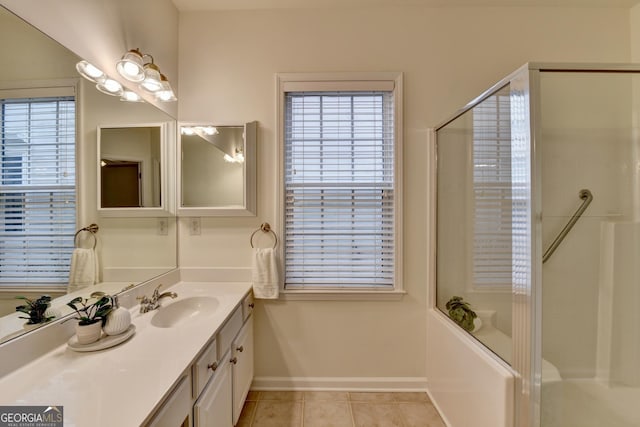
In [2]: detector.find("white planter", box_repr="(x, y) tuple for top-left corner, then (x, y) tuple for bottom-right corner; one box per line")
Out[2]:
(76, 321), (102, 344)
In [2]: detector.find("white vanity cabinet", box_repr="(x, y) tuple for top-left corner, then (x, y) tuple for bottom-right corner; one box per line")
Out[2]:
(191, 292), (254, 427)
(231, 319), (254, 425)
(146, 374), (192, 427)
(193, 352), (233, 427)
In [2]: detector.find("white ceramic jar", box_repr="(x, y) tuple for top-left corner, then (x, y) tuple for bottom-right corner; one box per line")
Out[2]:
(103, 307), (131, 336)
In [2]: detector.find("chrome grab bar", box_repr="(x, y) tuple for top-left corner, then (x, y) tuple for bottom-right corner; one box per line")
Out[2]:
(542, 189), (593, 264)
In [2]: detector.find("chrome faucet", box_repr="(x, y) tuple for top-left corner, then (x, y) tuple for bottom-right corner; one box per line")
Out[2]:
(138, 284), (178, 313)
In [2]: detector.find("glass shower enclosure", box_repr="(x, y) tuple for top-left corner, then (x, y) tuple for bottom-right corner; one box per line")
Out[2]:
(435, 63), (640, 427)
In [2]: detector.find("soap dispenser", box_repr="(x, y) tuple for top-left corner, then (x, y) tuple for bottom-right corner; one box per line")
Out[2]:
(103, 295), (132, 336)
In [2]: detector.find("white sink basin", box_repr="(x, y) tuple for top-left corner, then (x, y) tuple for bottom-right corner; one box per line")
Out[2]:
(150, 296), (220, 328)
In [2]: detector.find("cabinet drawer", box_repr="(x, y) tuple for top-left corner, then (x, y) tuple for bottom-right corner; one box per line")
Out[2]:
(217, 306), (242, 357)
(242, 292), (254, 321)
(193, 337), (218, 398)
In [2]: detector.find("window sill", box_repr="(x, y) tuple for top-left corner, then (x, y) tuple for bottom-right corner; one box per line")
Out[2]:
(279, 289), (406, 301)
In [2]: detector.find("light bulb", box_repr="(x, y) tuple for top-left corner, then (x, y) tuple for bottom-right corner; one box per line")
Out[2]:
(116, 49), (145, 82)
(76, 60), (105, 82)
(156, 89), (177, 102)
(140, 63), (162, 92)
(120, 90), (143, 102)
(96, 78), (123, 96)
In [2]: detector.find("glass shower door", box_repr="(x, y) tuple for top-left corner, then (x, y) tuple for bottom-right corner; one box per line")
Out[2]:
(539, 70), (640, 427)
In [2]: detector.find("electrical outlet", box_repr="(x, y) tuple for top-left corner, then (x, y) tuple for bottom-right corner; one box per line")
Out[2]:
(157, 218), (168, 236)
(189, 217), (201, 235)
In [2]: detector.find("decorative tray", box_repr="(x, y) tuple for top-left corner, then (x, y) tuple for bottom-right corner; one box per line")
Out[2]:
(67, 324), (136, 352)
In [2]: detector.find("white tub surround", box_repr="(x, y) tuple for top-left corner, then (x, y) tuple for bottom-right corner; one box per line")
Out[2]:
(426, 309), (515, 427)
(0, 281), (252, 427)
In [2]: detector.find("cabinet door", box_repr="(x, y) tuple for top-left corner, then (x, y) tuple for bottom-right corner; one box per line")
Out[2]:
(146, 374), (191, 427)
(231, 318), (254, 425)
(194, 353), (233, 427)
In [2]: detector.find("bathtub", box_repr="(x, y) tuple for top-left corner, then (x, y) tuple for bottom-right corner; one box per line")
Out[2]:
(541, 379), (640, 427)
(426, 309), (562, 427)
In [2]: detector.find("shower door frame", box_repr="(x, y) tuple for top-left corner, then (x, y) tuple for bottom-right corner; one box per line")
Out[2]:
(433, 62), (540, 427)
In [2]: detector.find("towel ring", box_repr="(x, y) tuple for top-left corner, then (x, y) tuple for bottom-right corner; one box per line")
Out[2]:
(250, 223), (278, 249)
(74, 224), (99, 249)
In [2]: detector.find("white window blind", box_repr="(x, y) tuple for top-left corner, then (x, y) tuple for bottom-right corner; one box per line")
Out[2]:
(0, 95), (76, 284)
(472, 89), (512, 288)
(284, 90), (395, 288)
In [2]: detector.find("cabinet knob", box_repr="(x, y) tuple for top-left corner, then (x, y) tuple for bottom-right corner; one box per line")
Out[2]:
(248, 303), (255, 308)
(207, 361), (218, 371)
(236, 345), (244, 353)
(230, 357), (238, 365)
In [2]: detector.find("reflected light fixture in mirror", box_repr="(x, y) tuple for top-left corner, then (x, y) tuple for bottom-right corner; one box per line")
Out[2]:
(76, 60), (105, 82)
(121, 90), (144, 102)
(224, 148), (245, 163)
(76, 60), (123, 96)
(76, 60), (126, 99)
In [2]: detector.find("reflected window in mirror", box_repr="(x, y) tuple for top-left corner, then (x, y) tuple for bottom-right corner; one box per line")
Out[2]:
(178, 122), (256, 217)
(0, 87), (76, 287)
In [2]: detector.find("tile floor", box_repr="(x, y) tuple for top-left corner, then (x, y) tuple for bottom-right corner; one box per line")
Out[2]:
(237, 391), (446, 427)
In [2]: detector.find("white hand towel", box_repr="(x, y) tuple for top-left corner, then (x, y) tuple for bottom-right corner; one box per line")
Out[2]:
(252, 248), (281, 299)
(67, 248), (99, 293)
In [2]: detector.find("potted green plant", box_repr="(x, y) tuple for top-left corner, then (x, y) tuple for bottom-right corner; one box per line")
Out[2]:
(15, 295), (55, 327)
(66, 292), (113, 344)
(445, 296), (477, 332)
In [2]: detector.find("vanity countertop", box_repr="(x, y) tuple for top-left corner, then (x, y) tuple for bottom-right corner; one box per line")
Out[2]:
(0, 281), (252, 427)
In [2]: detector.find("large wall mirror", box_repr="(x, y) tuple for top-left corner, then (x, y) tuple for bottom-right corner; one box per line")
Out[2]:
(178, 122), (257, 216)
(0, 5), (178, 344)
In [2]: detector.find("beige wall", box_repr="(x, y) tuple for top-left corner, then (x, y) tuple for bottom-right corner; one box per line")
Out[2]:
(178, 6), (630, 383)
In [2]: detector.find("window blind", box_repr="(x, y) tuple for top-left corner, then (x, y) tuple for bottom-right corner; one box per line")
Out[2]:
(472, 90), (512, 288)
(0, 96), (76, 284)
(284, 91), (395, 288)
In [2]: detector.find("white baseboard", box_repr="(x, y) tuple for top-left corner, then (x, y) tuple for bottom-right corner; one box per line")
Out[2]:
(251, 376), (428, 392)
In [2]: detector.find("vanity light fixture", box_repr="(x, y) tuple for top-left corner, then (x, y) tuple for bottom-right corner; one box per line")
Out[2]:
(140, 61), (163, 93)
(116, 48), (145, 82)
(119, 49), (177, 101)
(156, 74), (177, 102)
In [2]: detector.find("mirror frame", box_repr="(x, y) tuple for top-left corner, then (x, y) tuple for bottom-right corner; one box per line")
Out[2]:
(97, 121), (176, 217)
(177, 121), (257, 217)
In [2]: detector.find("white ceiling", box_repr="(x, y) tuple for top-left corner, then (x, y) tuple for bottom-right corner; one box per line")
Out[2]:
(172, 0), (640, 11)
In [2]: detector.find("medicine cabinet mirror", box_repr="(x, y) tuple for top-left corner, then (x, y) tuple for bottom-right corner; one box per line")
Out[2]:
(98, 122), (175, 217)
(178, 121), (256, 216)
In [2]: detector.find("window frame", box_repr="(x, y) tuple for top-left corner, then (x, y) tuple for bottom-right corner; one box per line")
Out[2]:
(0, 80), (78, 292)
(276, 72), (404, 301)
